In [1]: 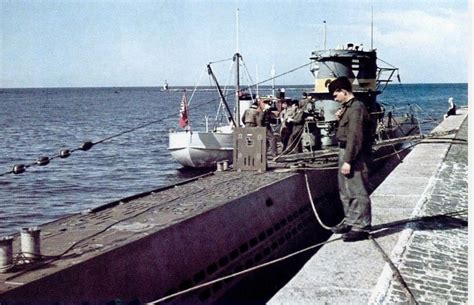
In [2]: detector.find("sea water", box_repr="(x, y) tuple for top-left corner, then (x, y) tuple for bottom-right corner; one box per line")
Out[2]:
(0, 84), (467, 236)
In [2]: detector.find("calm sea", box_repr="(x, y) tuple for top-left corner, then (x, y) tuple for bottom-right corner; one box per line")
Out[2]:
(0, 83), (467, 236)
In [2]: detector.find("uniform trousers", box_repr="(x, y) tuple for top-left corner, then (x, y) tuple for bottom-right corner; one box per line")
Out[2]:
(266, 128), (277, 157)
(337, 149), (372, 230)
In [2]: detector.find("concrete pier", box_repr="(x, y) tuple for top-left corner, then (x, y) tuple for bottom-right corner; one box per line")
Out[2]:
(269, 107), (468, 304)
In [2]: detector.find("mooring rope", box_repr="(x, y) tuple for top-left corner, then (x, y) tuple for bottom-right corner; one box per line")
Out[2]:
(5, 202), (467, 301)
(369, 236), (419, 305)
(304, 171), (344, 230)
(143, 207), (466, 304)
(145, 236), (343, 304)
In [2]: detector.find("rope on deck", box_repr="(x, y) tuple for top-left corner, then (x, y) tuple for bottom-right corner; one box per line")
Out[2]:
(271, 128), (460, 167)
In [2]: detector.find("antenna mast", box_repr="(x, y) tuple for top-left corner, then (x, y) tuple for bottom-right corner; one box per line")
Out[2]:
(323, 20), (327, 50)
(371, 7), (374, 50)
(234, 8), (241, 126)
(236, 8), (240, 54)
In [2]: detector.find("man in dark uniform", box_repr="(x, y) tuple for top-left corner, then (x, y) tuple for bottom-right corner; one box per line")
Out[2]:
(286, 100), (306, 153)
(328, 76), (372, 242)
(258, 99), (277, 158)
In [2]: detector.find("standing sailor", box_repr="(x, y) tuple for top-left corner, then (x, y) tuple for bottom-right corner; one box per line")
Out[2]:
(279, 99), (293, 151)
(286, 100), (306, 153)
(258, 99), (277, 158)
(242, 102), (259, 127)
(328, 76), (372, 242)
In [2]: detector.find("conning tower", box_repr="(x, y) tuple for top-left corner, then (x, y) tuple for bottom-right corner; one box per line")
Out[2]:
(310, 43), (380, 99)
(305, 43), (395, 147)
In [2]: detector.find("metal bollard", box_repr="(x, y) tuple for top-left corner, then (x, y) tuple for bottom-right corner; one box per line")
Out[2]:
(21, 227), (41, 260)
(0, 236), (14, 273)
(216, 162), (223, 172)
(222, 160), (229, 171)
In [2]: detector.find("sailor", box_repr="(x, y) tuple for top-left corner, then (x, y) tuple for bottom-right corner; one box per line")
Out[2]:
(300, 91), (309, 105)
(328, 76), (372, 242)
(257, 99), (277, 158)
(286, 99), (306, 153)
(242, 102), (259, 127)
(444, 97), (456, 119)
(279, 99), (293, 151)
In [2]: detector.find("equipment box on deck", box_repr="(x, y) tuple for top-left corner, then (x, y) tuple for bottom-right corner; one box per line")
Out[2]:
(233, 127), (267, 172)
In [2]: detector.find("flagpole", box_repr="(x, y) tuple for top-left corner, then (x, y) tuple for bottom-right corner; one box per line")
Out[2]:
(271, 64), (276, 97)
(178, 91), (189, 129)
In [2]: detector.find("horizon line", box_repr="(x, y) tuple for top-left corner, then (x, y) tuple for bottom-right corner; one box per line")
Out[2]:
(0, 82), (468, 90)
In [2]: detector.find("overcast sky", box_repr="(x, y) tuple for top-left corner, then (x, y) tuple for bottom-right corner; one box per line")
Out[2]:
(1, 0), (470, 88)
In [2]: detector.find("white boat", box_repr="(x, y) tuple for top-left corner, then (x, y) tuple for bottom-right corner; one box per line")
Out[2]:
(168, 87), (257, 168)
(168, 126), (234, 168)
(168, 51), (257, 168)
(162, 80), (169, 91)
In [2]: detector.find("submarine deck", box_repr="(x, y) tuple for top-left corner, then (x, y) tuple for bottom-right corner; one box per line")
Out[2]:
(0, 170), (298, 292)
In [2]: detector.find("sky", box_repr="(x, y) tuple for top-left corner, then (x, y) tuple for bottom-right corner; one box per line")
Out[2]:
(0, 0), (471, 88)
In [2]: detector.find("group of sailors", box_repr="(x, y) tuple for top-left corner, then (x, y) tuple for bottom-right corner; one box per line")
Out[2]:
(241, 92), (317, 158)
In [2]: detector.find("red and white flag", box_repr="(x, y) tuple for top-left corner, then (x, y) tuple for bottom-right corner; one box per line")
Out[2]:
(178, 93), (189, 128)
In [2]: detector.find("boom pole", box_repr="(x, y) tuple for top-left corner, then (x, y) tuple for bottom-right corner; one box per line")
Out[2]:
(207, 64), (237, 128)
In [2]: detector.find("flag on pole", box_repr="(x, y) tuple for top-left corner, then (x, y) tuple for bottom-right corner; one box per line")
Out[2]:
(178, 93), (189, 128)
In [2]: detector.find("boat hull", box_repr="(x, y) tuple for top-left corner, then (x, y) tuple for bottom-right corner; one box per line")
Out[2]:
(168, 131), (234, 168)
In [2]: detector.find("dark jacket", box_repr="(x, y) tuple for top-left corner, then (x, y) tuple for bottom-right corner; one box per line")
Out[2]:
(257, 108), (273, 129)
(336, 98), (372, 164)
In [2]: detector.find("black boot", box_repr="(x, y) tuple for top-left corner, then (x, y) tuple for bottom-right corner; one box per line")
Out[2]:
(331, 223), (351, 234)
(342, 230), (369, 242)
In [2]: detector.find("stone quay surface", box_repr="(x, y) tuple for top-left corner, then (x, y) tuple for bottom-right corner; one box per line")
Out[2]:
(269, 107), (468, 305)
